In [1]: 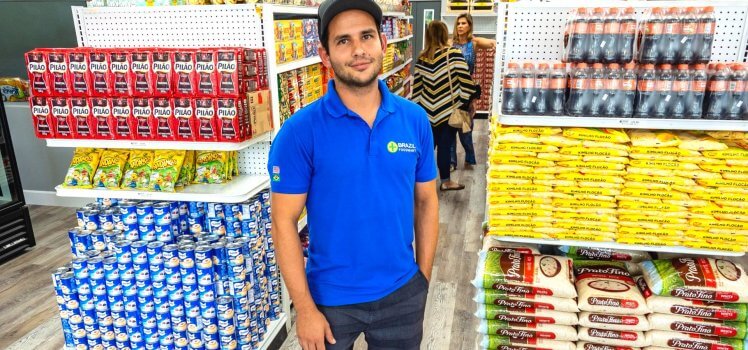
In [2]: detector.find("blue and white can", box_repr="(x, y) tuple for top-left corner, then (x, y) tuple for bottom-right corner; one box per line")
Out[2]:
(76, 208), (87, 229)
(174, 332), (189, 349)
(219, 333), (238, 350)
(87, 257), (105, 281)
(154, 223), (173, 243)
(207, 218), (225, 236)
(164, 265), (181, 285)
(162, 243), (180, 268)
(152, 280), (169, 300)
(225, 216), (241, 238)
(178, 245), (196, 270)
(136, 279), (154, 298)
(128, 328), (144, 349)
(195, 245), (213, 270)
(83, 210), (100, 231)
(71, 230), (91, 257)
(112, 210), (124, 231)
(187, 201), (201, 216)
(206, 203), (224, 219)
(122, 223), (139, 241)
(156, 310), (172, 330)
(203, 331), (220, 350)
(153, 202), (171, 226)
(72, 257), (89, 280)
(140, 309), (158, 330)
(89, 231), (106, 252)
(139, 224), (156, 242)
(98, 209), (115, 231)
(130, 240), (148, 265)
(103, 231), (120, 252)
(188, 214), (204, 235)
(240, 219), (257, 238)
(97, 197), (118, 207)
(117, 262), (135, 282)
(184, 298), (201, 319)
(137, 202), (155, 226)
(183, 282), (199, 302)
(146, 241), (164, 265)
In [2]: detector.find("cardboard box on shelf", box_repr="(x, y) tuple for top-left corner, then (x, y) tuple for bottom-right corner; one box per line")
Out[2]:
(248, 90), (271, 138)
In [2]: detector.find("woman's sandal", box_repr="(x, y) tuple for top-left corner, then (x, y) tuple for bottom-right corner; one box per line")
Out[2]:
(440, 183), (466, 191)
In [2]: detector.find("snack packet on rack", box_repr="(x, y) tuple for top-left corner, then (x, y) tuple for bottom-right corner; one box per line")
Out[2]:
(121, 150), (154, 190)
(63, 148), (101, 188)
(93, 149), (129, 189)
(194, 150), (227, 184)
(149, 150), (186, 192)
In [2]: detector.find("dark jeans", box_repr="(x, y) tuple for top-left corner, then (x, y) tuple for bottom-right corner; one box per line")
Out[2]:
(317, 271), (429, 350)
(450, 125), (476, 167)
(432, 122), (458, 182)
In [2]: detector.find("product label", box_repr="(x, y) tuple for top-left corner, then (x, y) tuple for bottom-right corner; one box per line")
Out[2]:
(588, 328), (638, 341)
(588, 314), (640, 326)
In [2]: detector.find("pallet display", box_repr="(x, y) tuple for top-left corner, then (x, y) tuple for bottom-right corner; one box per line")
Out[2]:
(486, 1), (748, 256)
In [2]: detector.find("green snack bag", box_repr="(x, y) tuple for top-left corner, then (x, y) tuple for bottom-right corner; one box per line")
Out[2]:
(150, 150), (186, 192)
(93, 149), (129, 189)
(121, 150), (154, 190)
(176, 150), (194, 188)
(63, 148), (101, 188)
(194, 151), (227, 184)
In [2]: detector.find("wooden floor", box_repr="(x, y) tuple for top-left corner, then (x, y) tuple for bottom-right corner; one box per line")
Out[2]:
(280, 120), (489, 350)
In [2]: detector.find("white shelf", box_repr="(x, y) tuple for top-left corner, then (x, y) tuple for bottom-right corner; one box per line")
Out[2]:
(492, 236), (745, 257)
(443, 12), (497, 17)
(267, 5), (318, 16)
(45, 132), (270, 151)
(379, 58), (413, 80)
(258, 313), (288, 350)
(56, 175), (269, 203)
(476, 110), (491, 114)
(277, 56), (322, 74)
(298, 215), (307, 232)
(499, 115), (748, 131)
(387, 34), (413, 44)
(383, 11), (408, 18)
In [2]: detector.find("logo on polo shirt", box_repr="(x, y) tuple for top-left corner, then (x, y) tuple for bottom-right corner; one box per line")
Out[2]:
(387, 141), (416, 154)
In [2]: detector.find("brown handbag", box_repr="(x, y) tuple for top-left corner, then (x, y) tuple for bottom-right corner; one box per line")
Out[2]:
(445, 50), (472, 133)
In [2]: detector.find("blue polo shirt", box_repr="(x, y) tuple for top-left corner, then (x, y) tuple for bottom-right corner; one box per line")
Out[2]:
(267, 79), (437, 306)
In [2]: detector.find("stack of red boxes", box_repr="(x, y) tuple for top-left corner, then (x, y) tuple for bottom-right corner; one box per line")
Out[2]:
(26, 47), (268, 142)
(473, 47), (495, 113)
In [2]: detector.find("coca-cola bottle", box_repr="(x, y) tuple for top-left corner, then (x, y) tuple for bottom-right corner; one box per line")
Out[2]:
(687, 64), (707, 119)
(679, 7), (698, 64)
(671, 64), (691, 119)
(520, 62), (536, 114)
(705, 63), (729, 120)
(549, 62), (567, 115)
(603, 63), (622, 117)
(602, 8), (621, 63)
(619, 7), (637, 63)
(635, 64), (657, 118)
(567, 63), (589, 116)
(534, 63), (550, 115)
(661, 7), (681, 65)
(727, 64), (746, 120)
(501, 62), (521, 114)
(653, 64), (674, 118)
(695, 7), (716, 64)
(587, 8), (605, 63)
(639, 8), (665, 64)
(620, 62), (638, 117)
(566, 8), (589, 63)
(588, 63), (606, 116)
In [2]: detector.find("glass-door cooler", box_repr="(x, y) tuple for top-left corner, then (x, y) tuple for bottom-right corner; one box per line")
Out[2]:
(0, 99), (35, 264)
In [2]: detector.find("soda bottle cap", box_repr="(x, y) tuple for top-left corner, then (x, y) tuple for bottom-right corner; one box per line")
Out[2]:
(577, 63), (589, 68)
(593, 7), (604, 15)
(652, 7), (662, 15)
(553, 62), (565, 69)
(686, 7), (696, 14)
(643, 64), (655, 70)
(732, 64), (745, 71)
(716, 63), (727, 70)
(608, 63), (620, 69)
(677, 64), (689, 70)
(507, 62), (519, 69)
(694, 64), (706, 70)
(608, 8), (619, 15)
(523, 63), (535, 70)
(624, 7), (635, 15)
(703, 6), (714, 13)
(538, 63), (549, 69)
(592, 63), (604, 69)
(660, 64), (672, 70)
(624, 62), (637, 69)
(669, 7), (680, 15)
(577, 8), (587, 14)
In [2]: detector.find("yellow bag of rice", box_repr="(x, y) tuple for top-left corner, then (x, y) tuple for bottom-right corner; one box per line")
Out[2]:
(564, 128), (631, 143)
(490, 164), (534, 173)
(709, 228), (748, 236)
(673, 169), (723, 180)
(488, 178), (532, 185)
(670, 185), (714, 195)
(489, 203), (534, 210)
(619, 221), (662, 230)
(616, 236), (680, 246)
(568, 194), (617, 202)
(618, 209), (688, 218)
(694, 205), (748, 217)
(691, 191), (747, 203)
(616, 195), (662, 204)
(555, 186), (622, 196)
(556, 221), (617, 233)
(579, 169), (628, 176)
(558, 232), (616, 241)
(700, 163), (748, 175)
(489, 150), (537, 158)
(494, 125), (562, 135)
(488, 171), (555, 181)
(533, 179), (577, 187)
(533, 227), (570, 235)
(534, 166), (579, 173)
(552, 198), (617, 209)
(706, 130), (748, 140)
(717, 186), (748, 194)
(491, 157), (555, 167)
(579, 181), (624, 189)
(532, 192), (574, 199)
(621, 188), (690, 201)
(618, 226), (682, 238)
(627, 167), (676, 177)
(721, 172), (748, 181)
(560, 147), (629, 157)
(629, 153), (678, 161)
(618, 201), (685, 212)
(624, 181), (671, 191)
(495, 132), (541, 144)
(631, 146), (701, 157)
(558, 161), (626, 171)
(690, 218), (748, 230)
(684, 241), (747, 252)
(685, 231), (748, 244)
(538, 135), (582, 147)
(490, 208), (554, 217)
(488, 183), (552, 193)
(557, 173), (625, 184)
(676, 132), (728, 151)
(552, 207), (618, 215)
(630, 159), (701, 170)
(698, 178), (748, 187)
(488, 196), (551, 205)
(662, 199), (710, 207)
(554, 212), (618, 222)
(583, 155), (630, 164)
(489, 220), (551, 230)
(582, 141), (632, 152)
(494, 143), (559, 153)
(536, 153), (582, 161)
(702, 146), (748, 159)
(725, 158), (748, 166)
(678, 156), (726, 165)
(619, 215), (687, 225)
(624, 173), (697, 186)
(486, 231), (556, 240)
(629, 130), (680, 147)
(714, 200), (748, 208)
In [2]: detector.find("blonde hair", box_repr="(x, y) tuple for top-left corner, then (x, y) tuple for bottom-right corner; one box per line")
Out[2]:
(420, 20), (450, 60)
(452, 13), (474, 43)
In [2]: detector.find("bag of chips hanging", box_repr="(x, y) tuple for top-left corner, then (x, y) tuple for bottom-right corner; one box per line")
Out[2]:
(93, 149), (129, 189)
(641, 258), (748, 303)
(63, 148), (102, 188)
(149, 150), (186, 192)
(121, 150), (154, 190)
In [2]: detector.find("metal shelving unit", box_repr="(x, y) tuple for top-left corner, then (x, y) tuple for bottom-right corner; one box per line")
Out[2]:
(498, 115), (748, 131)
(45, 132), (271, 151)
(277, 56), (322, 74)
(379, 58), (413, 80)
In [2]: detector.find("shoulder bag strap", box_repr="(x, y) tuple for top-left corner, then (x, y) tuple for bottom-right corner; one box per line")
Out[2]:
(444, 48), (458, 108)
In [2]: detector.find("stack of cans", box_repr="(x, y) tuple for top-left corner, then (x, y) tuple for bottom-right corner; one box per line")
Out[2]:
(53, 190), (283, 350)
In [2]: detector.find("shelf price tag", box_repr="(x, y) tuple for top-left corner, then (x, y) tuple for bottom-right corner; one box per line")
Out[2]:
(129, 141), (148, 148)
(618, 119), (640, 127)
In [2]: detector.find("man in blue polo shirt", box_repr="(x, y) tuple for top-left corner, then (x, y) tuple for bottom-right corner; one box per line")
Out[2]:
(267, 0), (439, 349)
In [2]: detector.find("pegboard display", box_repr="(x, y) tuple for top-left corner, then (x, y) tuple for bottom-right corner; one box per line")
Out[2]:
(238, 141), (271, 176)
(72, 5), (264, 48)
(492, 1), (748, 113)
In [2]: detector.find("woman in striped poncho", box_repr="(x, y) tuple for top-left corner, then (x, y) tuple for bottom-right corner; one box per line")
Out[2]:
(413, 20), (478, 191)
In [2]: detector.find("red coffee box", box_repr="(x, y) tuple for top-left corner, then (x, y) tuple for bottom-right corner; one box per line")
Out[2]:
(194, 98), (217, 141)
(111, 97), (135, 140)
(131, 50), (154, 97)
(50, 97), (74, 138)
(152, 49), (173, 97)
(173, 50), (197, 97)
(216, 97), (241, 141)
(173, 98), (197, 141)
(89, 50), (111, 97)
(152, 97), (176, 141)
(132, 98), (155, 140)
(25, 50), (52, 97)
(90, 97), (115, 139)
(196, 49), (218, 97)
(217, 48), (241, 97)
(68, 48), (92, 97)
(48, 50), (73, 96)
(109, 50), (132, 97)
(30, 96), (55, 138)
(70, 97), (95, 139)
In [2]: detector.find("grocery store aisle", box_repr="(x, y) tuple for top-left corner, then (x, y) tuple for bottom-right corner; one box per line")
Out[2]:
(280, 120), (489, 350)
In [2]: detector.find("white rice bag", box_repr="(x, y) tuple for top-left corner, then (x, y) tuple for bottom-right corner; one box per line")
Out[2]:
(647, 313), (747, 339)
(645, 330), (747, 350)
(577, 342), (641, 350)
(636, 277), (748, 322)
(578, 327), (648, 348)
(475, 304), (578, 325)
(473, 289), (580, 313)
(641, 258), (748, 303)
(574, 261), (651, 315)
(474, 251), (577, 298)
(479, 335), (576, 350)
(578, 312), (651, 332)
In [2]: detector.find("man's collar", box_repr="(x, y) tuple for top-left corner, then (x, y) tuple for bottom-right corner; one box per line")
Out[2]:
(322, 79), (395, 118)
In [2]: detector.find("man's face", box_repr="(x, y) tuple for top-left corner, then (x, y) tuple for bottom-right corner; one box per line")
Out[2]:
(320, 10), (385, 89)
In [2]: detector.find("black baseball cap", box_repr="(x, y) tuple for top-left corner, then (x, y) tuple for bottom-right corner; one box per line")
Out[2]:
(318, 0), (383, 41)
